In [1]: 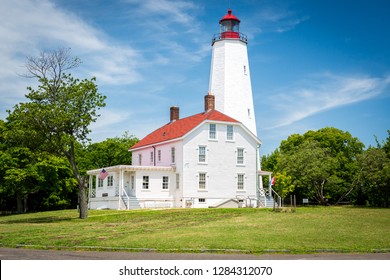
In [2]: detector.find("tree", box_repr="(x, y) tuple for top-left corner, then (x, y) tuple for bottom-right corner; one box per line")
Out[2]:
(272, 172), (295, 202)
(83, 132), (139, 170)
(356, 147), (390, 207)
(7, 49), (106, 218)
(23, 47), (81, 94)
(277, 141), (338, 205)
(275, 127), (364, 205)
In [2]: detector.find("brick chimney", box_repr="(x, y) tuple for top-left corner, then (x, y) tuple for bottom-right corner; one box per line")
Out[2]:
(170, 106), (179, 122)
(204, 93), (215, 112)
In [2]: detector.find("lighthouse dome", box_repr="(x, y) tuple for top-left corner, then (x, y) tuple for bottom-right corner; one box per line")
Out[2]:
(219, 9), (240, 23)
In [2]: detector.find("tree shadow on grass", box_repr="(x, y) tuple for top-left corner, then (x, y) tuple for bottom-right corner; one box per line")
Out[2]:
(0, 216), (75, 224)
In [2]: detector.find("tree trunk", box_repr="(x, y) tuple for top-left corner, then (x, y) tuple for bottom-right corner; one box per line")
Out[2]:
(65, 142), (88, 219)
(78, 177), (88, 219)
(16, 194), (24, 214)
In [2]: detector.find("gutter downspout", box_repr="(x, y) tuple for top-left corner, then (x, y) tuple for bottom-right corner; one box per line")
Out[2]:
(256, 143), (261, 207)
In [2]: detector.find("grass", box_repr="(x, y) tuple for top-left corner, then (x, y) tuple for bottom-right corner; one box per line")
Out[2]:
(1, 207), (390, 254)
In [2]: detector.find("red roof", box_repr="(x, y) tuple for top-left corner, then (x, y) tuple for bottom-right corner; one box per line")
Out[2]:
(219, 9), (240, 23)
(130, 110), (239, 150)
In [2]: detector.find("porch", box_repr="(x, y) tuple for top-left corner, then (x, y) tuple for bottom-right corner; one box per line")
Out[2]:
(87, 165), (177, 210)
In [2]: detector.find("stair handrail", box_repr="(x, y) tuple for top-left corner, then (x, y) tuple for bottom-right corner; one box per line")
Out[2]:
(256, 186), (266, 207)
(121, 186), (130, 210)
(270, 188), (282, 208)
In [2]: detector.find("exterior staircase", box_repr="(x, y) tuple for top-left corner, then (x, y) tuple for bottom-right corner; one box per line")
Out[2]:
(121, 195), (142, 210)
(258, 195), (276, 208)
(120, 186), (142, 210)
(258, 187), (281, 208)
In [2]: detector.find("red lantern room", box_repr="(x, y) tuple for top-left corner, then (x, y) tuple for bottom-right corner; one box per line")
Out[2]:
(220, 9), (240, 38)
(212, 9), (247, 44)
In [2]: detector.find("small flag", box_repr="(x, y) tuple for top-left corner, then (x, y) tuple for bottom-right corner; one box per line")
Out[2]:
(99, 169), (109, 180)
(271, 176), (276, 186)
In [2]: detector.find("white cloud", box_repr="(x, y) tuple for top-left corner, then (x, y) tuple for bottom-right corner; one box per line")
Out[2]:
(265, 73), (390, 129)
(0, 0), (143, 118)
(122, 0), (208, 63)
(248, 5), (309, 35)
(125, 0), (197, 26)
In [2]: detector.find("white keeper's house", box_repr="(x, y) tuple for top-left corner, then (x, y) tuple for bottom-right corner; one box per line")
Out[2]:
(87, 9), (277, 210)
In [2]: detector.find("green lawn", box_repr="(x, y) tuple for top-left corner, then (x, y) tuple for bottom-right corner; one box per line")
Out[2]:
(1, 207), (389, 254)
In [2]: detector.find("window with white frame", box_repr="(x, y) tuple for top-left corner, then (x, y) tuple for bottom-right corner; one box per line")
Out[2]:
(150, 151), (154, 164)
(198, 173), (206, 190)
(227, 125), (234, 140)
(171, 147), (176, 164)
(237, 174), (245, 190)
(209, 123), (216, 139)
(162, 176), (169, 190)
(237, 148), (244, 164)
(158, 150), (161, 162)
(142, 176), (149, 189)
(138, 154), (142, 165)
(198, 146), (206, 163)
(107, 175), (113, 187)
(198, 198), (206, 203)
(98, 178), (103, 188)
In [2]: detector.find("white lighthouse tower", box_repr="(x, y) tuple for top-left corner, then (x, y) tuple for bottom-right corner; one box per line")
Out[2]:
(208, 9), (257, 136)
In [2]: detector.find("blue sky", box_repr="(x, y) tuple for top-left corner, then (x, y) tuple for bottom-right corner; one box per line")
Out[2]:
(1, 0), (389, 155)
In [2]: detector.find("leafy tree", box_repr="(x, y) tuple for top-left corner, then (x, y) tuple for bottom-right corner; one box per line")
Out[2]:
(261, 149), (280, 171)
(83, 132), (139, 170)
(356, 147), (390, 207)
(277, 141), (338, 205)
(1, 118), (78, 213)
(0, 146), (42, 213)
(7, 49), (106, 218)
(272, 172), (295, 201)
(31, 153), (78, 211)
(275, 127), (364, 205)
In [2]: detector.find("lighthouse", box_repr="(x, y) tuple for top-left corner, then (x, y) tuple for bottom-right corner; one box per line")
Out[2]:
(208, 9), (257, 136)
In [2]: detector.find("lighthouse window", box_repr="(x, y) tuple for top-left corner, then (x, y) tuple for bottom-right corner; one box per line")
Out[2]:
(222, 20), (239, 32)
(243, 65), (247, 75)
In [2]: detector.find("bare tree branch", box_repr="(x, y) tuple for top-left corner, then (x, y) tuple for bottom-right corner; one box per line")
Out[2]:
(22, 47), (81, 85)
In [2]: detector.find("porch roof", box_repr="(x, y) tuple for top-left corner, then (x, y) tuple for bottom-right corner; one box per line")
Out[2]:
(87, 165), (176, 175)
(258, 170), (273, 176)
